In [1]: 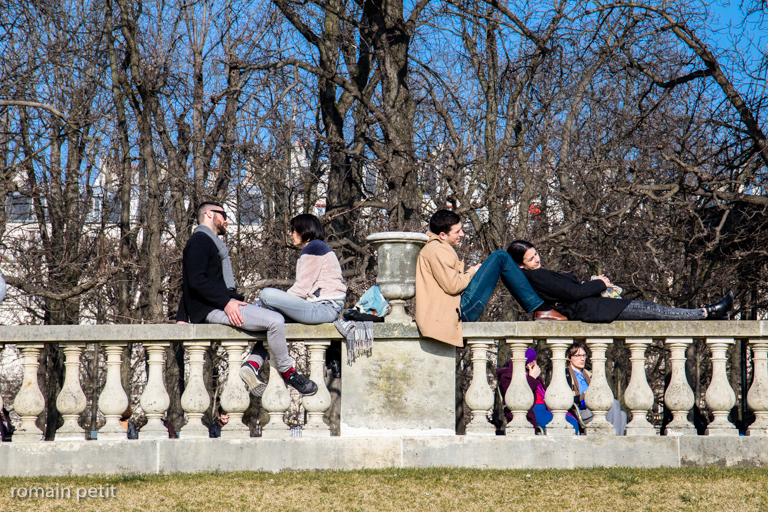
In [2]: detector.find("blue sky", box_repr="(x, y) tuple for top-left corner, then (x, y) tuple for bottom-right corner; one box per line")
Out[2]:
(708, 0), (765, 90)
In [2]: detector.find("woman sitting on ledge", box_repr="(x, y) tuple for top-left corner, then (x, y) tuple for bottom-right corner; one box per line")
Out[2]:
(259, 214), (346, 324)
(240, 213), (347, 395)
(506, 240), (733, 322)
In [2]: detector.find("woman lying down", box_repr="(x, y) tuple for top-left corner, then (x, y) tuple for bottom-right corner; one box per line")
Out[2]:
(506, 240), (733, 323)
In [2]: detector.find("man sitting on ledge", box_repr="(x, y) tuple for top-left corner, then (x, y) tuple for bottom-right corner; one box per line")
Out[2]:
(415, 209), (562, 348)
(178, 201), (316, 396)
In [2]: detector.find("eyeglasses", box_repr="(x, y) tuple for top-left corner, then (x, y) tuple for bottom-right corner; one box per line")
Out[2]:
(571, 353), (587, 359)
(211, 209), (227, 221)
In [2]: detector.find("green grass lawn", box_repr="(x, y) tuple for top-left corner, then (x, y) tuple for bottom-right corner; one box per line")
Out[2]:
(1, 467), (766, 511)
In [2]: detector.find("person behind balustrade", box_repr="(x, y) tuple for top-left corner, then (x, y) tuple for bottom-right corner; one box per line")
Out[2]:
(177, 201), (317, 397)
(415, 210), (564, 349)
(208, 406), (229, 438)
(119, 405), (138, 440)
(565, 341), (627, 435)
(506, 239), (734, 323)
(496, 348), (580, 434)
(0, 407), (15, 442)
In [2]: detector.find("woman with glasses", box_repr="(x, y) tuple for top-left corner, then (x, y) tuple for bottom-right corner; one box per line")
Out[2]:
(506, 240), (733, 322)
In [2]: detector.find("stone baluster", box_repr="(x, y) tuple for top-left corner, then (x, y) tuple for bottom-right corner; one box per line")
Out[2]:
(220, 341), (251, 438)
(139, 342), (172, 439)
(464, 339), (495, 435)
(98, 344), (129, 440)
(55, 343), (87, 441)
(664, 338), (696, 436)
(705, 337), (738, 436)
(503, 339), (534, 435)
(302, 340), (332, 437)
(13, 344), (45, 443)
(543, 338), (575, 436)
(747, 339), (768, 436)
(180, 341), (211, 438)
(260, 341), (291, 438)
(584, 338), (616, 435)
(624, 337), (656, 436)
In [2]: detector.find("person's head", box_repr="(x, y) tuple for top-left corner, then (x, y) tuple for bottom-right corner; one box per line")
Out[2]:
(525, 347), (538, 374)
(566, 341), (588, 371)
(196, 201), (228, 235)
(429, 209), (463, 247)
(217, 406), (229, 426)
(120, 404), (133, 422)
(507, 240), (540, 270)
(289, 214), (325, 246)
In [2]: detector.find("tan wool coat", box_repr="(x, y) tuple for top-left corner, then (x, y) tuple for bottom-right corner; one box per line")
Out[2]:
(415, 233), (478, 347)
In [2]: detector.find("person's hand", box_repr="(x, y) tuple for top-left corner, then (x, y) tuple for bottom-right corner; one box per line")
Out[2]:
(596, 274), (612, 287)
(527, 361), (541, 379)
(224, 300), (248, 326)
(469, 263), (482, 273)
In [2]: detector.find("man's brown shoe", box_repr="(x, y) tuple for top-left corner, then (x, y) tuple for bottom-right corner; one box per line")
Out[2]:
(534, 309), (567, 321)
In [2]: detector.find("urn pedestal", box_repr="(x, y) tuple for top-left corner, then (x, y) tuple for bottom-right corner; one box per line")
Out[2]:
(342, 232), (453, 435)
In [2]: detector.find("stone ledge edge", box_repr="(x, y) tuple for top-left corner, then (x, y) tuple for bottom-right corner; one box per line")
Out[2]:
(2, 436), (767, 476)
(0, 320), (763, 344)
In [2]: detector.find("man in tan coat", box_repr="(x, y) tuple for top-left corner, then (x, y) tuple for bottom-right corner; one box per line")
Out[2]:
(415, 210), (548, 347)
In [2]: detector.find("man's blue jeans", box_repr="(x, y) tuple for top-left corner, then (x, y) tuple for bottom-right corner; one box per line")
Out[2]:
(460, 250), (544, 322)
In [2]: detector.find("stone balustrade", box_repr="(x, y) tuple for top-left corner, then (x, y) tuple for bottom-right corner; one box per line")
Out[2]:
(0, 321), (766, 443)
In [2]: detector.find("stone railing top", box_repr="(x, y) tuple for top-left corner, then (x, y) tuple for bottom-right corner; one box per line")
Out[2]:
(0, 323), (337, 344)
(0, 321), (764, 345)
(460, 320), (766, 339)
(512, 320), (766, 339)
(365, 231), (429, 243)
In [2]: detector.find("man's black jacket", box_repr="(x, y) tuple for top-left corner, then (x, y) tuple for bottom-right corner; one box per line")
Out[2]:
(179, 231), (245, 323)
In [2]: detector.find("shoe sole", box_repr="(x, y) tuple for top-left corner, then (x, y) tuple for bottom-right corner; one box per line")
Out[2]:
(239, 366), (267, 398)
(295, 385), (318, 396)
(284, 379), (318, 396)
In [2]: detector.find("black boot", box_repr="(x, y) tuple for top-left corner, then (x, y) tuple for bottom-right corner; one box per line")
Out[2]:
(705, 291), (734, 320)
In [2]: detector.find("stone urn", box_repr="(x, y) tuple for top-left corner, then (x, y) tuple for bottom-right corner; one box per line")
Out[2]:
(366, 231), (429, 324)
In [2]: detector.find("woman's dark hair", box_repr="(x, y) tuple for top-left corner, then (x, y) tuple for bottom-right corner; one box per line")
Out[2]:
(290, 214), (325, 242)
(429, 209), (461, 236)
(507, 239), (536, 265)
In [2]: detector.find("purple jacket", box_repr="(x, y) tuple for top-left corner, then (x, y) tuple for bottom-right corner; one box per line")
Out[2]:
(496, 360), (541, 429)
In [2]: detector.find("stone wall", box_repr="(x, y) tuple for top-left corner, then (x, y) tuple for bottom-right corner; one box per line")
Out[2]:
(1, 321), (767, 475)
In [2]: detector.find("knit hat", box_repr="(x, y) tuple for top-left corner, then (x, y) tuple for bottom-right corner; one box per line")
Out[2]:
(525, 348), (537, 365)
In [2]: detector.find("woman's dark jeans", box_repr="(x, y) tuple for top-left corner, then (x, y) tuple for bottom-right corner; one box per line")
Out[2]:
(616, 300), (706, 321)
(460, 250), (544, 322)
